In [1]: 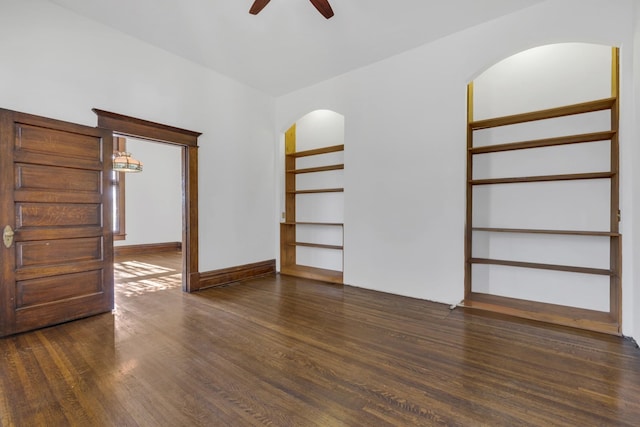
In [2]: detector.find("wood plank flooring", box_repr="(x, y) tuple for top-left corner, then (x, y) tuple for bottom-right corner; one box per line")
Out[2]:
(1, 251), (640, 426)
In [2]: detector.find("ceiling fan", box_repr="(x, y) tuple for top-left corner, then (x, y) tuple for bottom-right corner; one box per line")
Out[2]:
(249, 0), (334, 19)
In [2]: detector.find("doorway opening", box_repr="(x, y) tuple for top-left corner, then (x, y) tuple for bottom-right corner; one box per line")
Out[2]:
(112, 136), (184, 297)
(93, 109), (201, 292)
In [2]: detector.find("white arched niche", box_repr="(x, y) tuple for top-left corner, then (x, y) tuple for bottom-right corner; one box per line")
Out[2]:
(469, 43), (617, 319)
(279, 109), (346, 273)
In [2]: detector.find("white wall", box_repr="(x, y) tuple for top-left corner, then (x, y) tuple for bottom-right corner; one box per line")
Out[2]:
(275, 0), (639, 338)
(113, 138), (182, 246)
(0, 0), (276, 272)
(473, 43), (612, 119)
(295, 110), (345, 151)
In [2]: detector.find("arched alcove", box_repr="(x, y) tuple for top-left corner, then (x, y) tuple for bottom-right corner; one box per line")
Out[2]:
(463, 43), (621, 334)
(279, 109), (346, 284)
(473, 43), (613, 119)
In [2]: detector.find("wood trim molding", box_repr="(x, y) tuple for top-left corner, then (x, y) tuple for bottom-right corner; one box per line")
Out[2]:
(93, 109), (201, 147)
(112, 136), (127, 240)
(464, 83), (473, 300)
(114, 242), (182, 257)
(93, 108), (201, 292)
(610, 47), (621, 330)
(197, 260), (276, 290)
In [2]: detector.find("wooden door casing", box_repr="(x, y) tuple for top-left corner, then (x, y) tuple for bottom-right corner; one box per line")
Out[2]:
(0, 109), (114, 337)
(93, 109), (201, 292)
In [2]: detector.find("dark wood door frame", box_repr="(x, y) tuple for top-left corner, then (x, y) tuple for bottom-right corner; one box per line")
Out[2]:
(93, 109), (202, 292)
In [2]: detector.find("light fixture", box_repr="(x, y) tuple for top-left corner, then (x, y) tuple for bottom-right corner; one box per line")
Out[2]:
(113, 152), (143, 173)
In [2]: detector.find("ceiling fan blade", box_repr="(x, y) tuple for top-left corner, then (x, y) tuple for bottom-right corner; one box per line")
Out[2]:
(249, 0), (271, 15)
(309, 0), (334, 19)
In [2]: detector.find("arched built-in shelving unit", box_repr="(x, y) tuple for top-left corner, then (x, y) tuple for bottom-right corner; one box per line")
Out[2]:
(463, 46), (621, 335)
(280, 114), (345, 284)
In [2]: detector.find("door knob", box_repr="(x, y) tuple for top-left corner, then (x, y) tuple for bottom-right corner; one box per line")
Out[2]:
(3, 225), (14, 249)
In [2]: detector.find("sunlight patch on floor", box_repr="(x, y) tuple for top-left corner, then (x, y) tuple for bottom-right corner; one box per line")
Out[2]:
(116, 275), (182, 297)
(114, 261), (174, 278)
(114, 259), (181, 297)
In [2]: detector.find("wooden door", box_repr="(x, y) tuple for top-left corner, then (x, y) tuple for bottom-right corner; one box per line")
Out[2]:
(0, 109), (114, 337)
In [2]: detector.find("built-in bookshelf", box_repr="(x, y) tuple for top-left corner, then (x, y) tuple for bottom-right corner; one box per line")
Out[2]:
(464, 69), (621, 335)
(280, 129), (344, 284)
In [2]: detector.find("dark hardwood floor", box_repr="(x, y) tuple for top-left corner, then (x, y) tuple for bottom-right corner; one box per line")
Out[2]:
(1, 252), (639, 426)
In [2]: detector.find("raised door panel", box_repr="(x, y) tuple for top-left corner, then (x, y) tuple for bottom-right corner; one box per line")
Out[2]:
(16, 203), (102, 228)
(16, 163), (102, 193)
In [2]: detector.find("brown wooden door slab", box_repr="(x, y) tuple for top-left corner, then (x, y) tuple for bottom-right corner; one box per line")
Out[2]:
(0, 109), (114, 336)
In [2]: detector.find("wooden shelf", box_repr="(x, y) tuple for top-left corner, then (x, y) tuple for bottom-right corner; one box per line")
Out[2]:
(461, 292), (619, 335)
(287, 188), (344, 194)
(287, 164), (344, 174)
(470, 171), (614, 185)
(282, 222), (344, 226)
(469, 97), (616, 130)
(282, 136), (344, 285)
(465, 66), (621, 335)
(470, 257), (614, 276)
(472, 227), (620, 237)
(289, 144), (344, 157)
(470, 131), (616, 154)
(289, 242), (343, 250)
(280, 264), (343, 284)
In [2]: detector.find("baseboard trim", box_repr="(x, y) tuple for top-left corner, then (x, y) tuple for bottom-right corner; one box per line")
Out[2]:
(114, 242), (182, 257)
(198, 259), (276, 290)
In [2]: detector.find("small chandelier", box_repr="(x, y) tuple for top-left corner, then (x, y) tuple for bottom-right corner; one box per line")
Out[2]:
(113, 152), (143, 173)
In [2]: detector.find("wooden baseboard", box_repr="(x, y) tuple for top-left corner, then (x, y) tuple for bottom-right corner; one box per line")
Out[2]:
(280, 264), (343, 284)
(114, 242), (182, 257)
(197, 260), (276, 290)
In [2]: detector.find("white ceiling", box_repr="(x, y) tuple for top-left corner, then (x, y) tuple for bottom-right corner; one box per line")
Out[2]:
(49, 0), (544, 96)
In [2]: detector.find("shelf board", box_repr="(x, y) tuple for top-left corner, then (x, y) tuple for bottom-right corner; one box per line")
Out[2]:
(289, 144), (344, 158)
(280, 264), (343, 284)
(282, 222), (344, 226)
(469, 97), (616, 130)
(470, 131), (616, 155)
(287, 188), (344, 194)
(472, 227), (620, 237)
(289, 242), (343, 250)
(461, 292), (619, 335)
(470, 171), (614, 185)
(470, 257), (614, 276)
(287, 164), (344, 174)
